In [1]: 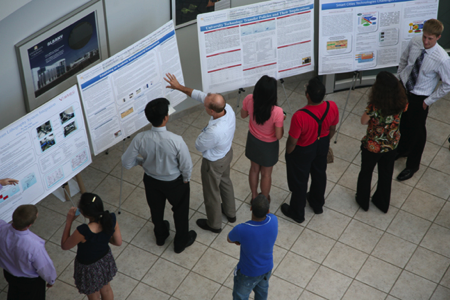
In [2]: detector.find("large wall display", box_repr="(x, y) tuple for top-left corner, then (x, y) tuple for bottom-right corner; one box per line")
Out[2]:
(0, 86), (92, 222)
(171, 0), (231, 29)
(319, 0), (439, 75)
(77, 21), (187, 156)
(197, 0), (315, 94)
(15, 0), (108, 112)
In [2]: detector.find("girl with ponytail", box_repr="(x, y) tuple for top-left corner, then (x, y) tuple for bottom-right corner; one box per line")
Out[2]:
(61, 193), (122, 300)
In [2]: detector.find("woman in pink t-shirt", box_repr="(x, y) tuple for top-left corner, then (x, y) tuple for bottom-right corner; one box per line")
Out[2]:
(241, 75), (285, 201)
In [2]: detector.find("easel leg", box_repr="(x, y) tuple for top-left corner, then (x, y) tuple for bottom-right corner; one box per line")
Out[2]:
(334, 71), (361, 144)
(235, 88), (245, 111)
(118, 139), (126, 215)
(280, 79), (292, 113)
(62, 183), (71, 202)
(75, 174), (86, 194)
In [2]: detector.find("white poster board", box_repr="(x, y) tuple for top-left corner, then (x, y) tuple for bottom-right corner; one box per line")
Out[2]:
(0, 85), (92, 222)
(77, 21), (186, 156)
(197, 0), (315, 94)
(319, 0), (439, 75)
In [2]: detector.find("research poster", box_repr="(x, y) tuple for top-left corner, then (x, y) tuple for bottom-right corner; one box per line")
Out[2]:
(319, 0), (439, 75)
(0, 85), (92, 222)
(77, 21), (186, 156)
(197, 0), (315, 94)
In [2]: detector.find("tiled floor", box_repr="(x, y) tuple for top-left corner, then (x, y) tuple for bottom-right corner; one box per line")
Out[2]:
(2, 76), (450, 299)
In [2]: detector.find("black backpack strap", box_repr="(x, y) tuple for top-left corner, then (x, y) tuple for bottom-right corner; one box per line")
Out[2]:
(299, 101), (330, 140)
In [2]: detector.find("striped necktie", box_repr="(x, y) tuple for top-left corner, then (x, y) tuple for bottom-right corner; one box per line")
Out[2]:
(405, 49), (426, 93)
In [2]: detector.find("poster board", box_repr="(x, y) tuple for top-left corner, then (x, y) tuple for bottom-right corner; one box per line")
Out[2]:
(15, 0), (108, 112)
(77, 20), (186, 156)
(0, 85), (92, 222)
(197, 0), (315, 94)
(318, 0), (440, 75)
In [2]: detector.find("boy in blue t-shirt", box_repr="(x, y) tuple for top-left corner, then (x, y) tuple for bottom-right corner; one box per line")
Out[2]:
(227, 194), (278, 300)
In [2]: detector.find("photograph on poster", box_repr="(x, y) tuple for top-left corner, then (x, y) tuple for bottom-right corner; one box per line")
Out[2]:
(15, 0), (108, 112)
(63, 121), (77, 137)
(27, 12), (99, 98)
(36, 121), (53, 139)
(60, 107), (75, 124)
(40, 134), (56, 152)
(171, 0), (231, 28)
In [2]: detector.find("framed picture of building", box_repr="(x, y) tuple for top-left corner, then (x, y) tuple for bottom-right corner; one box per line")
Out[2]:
(171, 0), (231, 29)
(15, 0), (108, 112)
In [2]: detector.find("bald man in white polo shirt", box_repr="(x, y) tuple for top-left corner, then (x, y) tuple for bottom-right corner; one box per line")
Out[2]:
(165, 73), (236, 233)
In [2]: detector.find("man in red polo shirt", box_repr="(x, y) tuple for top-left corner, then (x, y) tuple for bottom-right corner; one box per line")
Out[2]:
(281, 77), (339, 223)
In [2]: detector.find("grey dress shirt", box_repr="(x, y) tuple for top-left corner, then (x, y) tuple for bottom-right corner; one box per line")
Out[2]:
(122, 126), (192, 182)
(398, 35), (450, 106)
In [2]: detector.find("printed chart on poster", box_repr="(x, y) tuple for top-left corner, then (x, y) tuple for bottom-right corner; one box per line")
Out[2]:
(318, 0), (439, 75)
(0, 86), (92, 222)
(197, 0), (315, 94)
(77, 21), (186, 156)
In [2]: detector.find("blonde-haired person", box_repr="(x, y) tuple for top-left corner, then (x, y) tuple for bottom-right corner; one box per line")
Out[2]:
(61, 193), (122, 300)
(396, 19), (450, 181)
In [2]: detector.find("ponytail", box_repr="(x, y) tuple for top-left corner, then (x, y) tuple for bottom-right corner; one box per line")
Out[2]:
(99, 210), (114, 235)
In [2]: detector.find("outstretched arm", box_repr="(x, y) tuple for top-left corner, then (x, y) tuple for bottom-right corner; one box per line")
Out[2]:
(164, 73), (194, 97)
(61, 207), (85, 250)
(0, 178), (18, 186)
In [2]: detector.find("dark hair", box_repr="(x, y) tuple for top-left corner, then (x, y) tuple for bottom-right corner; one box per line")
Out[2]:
(251, 194), (270, 218)
(78, 193), (114, 235)
(253, 75), (278, 125)
(13, 205), (38, 230)
(306, 77), (326, 103)
(145, 98), (170, 126)
(368, 71), (407, 117)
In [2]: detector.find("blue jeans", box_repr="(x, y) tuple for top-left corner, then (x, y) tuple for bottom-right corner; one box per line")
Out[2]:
(233, 269), (272, 300)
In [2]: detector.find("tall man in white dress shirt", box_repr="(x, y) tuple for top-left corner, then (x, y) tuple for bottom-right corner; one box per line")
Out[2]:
(165, 73), (236, 233)
(122, 98), (196, 253)
(396, 19), (450, 181)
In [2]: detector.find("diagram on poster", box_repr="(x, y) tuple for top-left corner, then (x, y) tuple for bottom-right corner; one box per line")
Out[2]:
(319, 0), (439, 75)
(197, 0), (315, 94)
(0, 85), (92, 222)
(77, 21), (186, 156)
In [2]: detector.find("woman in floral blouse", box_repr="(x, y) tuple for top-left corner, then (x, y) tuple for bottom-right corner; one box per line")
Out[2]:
(356, 71), (407, 213)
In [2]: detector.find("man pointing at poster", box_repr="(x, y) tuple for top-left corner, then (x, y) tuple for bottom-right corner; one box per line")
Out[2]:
(165, 73), (236, 234)
(396, 19), (450, 181)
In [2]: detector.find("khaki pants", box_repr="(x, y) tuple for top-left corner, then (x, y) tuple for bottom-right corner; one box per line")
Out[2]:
(201, 148), (236, 230)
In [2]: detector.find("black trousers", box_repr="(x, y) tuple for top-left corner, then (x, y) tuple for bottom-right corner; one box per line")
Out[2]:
(397, 92), (429, 171)
(356, 146), (397, 213)
(143, 174), (190, 250)
(285, 136), (329, 220)
(4, 269), (46, 300)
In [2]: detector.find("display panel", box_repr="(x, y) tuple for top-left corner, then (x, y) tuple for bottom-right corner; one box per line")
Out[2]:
(0, 85), (92, 222)
(77, 21), (186, 156)
(197, 0), (315, 94)
(318, 0), (440, 75)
